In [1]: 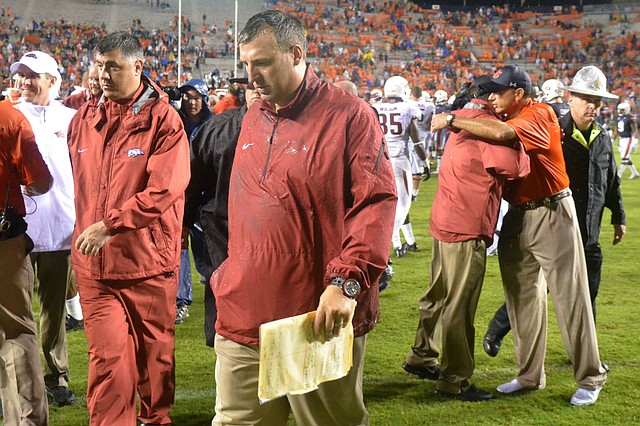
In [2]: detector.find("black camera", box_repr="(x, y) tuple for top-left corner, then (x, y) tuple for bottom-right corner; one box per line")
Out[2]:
(0, 206), (26, 241)
(162, 86), (182, 101)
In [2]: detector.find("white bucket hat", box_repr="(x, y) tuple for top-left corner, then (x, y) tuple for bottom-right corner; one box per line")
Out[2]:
(564, 66), (618, 100)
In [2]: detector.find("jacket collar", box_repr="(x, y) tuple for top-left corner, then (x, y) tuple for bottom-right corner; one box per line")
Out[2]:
(94, 75), (164, 115)
(259, 64), (319, 119)
(559, 112), (602, 149)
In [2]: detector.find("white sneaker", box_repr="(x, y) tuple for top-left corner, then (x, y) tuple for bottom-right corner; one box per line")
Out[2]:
(629, 172), (639, 180)
(497, 379), (524, 394)
(570, 387), (601, 406)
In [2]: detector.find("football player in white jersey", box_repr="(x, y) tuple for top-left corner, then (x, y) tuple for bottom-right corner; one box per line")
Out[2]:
(409, 86), (435, 198)
(432, 89), (451, 174)
(374, 76), (426, 257)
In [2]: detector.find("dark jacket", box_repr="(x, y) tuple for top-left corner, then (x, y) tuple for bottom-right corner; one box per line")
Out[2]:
(211, 66), (397, 345)
(184, 105), (246, 271)
(560, 113), (625, 248)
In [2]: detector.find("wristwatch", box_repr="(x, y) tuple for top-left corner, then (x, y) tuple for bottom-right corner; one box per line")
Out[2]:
(445, 113), (456, 128)
(330, 277), (361, 298)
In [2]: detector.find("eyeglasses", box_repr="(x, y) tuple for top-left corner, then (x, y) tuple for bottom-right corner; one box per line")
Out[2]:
(182, 95), (203, 102)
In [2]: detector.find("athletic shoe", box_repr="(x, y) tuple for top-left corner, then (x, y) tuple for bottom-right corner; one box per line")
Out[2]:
(483, 330), (504, 357)
(570, 387), (601, 406)
(394, 246), (406, 258)
(436, 384), (494, 402)
(629, 172), (639, 180)
(378, 264), (394, 292)
(401, 242), (419, 253)
(402, 362), (440, 380)
(65, 315), (84, 332)
(497, 379), (524, 394)
(175, 304), (189, 324)
(46, 386), (76, 406)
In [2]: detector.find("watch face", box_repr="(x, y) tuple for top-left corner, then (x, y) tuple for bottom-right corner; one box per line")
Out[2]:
(344, 280), (360, 297)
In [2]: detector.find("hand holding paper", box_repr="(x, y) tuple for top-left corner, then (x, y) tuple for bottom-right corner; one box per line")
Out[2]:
(258, 299), (357, 402)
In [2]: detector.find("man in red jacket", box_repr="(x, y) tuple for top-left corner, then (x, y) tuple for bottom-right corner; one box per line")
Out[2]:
(67, 32), (190, 426)
(210, 10), (396, 425)
(0, 101), (52, 426)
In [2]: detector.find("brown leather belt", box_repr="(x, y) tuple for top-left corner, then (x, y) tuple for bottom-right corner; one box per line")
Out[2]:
(516, 188), (571, 211)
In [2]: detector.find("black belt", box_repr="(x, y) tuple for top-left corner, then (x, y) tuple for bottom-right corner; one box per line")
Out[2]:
(516, 188), (571, 211)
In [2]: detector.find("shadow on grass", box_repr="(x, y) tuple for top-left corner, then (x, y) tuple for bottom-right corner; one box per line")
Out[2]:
(170, 413), (214, 425)
(364, 374), (451, 404)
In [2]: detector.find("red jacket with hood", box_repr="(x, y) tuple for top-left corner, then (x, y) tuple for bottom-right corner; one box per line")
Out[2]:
(211, 66), (397, 345)
(67, 76), (190, 280)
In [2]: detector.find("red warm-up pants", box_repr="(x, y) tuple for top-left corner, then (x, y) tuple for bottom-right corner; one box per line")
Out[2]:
(77, 272), (178, 426)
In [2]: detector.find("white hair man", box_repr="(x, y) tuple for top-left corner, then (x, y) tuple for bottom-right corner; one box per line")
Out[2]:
(11, 50), (78, 407)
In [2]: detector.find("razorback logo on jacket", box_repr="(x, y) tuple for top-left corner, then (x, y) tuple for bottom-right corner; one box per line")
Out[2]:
(127, 148), (145, 158)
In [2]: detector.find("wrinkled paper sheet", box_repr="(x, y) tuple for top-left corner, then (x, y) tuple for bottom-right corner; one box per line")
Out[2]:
(258, 300), (356, 403)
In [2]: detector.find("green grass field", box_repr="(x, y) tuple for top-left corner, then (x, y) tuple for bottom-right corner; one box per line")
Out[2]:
(39, 170), (640, 426)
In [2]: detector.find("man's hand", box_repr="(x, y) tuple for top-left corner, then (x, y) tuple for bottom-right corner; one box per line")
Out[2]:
(76, 220), (112, 256)
(430, 113), (448, 132)
(313, 285), (356, 340)
(613, 224), (626, 245)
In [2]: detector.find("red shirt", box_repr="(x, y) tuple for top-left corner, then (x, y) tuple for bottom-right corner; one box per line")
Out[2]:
(505, 99), (570, 204)
(430, 100), (530, 244)
(63, 89), (96, 110)
(0, 102), (50, 216)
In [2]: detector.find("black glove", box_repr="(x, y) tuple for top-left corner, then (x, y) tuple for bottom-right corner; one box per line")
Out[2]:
(422, 165), (431, 181)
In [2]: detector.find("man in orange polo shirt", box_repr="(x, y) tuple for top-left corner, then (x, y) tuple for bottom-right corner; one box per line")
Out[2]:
(432, 65), (606, 406)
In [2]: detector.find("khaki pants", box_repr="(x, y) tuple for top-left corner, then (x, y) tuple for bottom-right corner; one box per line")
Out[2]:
(406, 238), (486, 393)
(31, 250), (71, 388)
(498, 197), (606, 390)
(213, 334), (369, 426)
(78, 272), (178, 426)
(0, 235), (48, 426)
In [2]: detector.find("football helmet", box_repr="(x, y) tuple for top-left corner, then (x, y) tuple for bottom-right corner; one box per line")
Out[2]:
(541, 79), (564, 102)
(370, 88), (383, 102)
(617, 102), (631, 115)
(434, 89), (448, 105)
(384, 76), (410, 101)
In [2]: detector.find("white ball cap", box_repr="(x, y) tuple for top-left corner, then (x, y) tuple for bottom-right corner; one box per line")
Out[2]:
(564, 66), (618, 100)
(10, 51), (60, 76)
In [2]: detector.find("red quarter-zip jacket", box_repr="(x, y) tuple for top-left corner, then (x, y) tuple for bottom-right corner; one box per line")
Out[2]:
(212, 66), (397, 345)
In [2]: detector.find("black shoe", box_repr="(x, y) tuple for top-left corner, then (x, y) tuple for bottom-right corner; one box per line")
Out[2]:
(65, 315), (84, 332)
(394, 246), (406, 258)
(378, 264), (394, 292)
(401, 242), (419, 253)
(436, 384), (494, 402)
(175, 304), (189, 324)
(483, 331), (504, 357)
(46, 386), (76, 407)
(402, 362), (440, 380)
